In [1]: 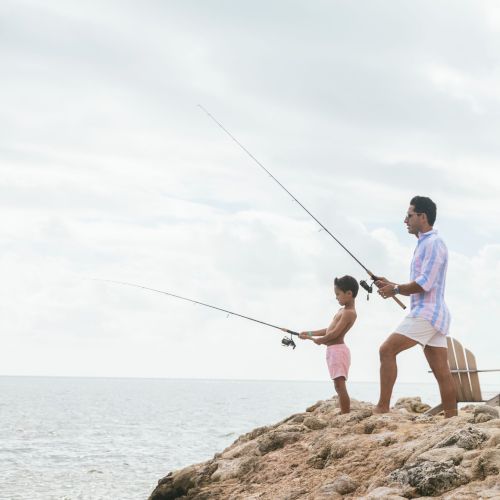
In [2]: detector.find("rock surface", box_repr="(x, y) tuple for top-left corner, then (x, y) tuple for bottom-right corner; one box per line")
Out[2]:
(149, 397), (500, 499)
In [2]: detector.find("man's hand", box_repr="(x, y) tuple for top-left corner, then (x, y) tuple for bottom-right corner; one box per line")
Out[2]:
(374, 276), (392, 288)
(312, 337), (323, 345)
(378, 284), (396, 299)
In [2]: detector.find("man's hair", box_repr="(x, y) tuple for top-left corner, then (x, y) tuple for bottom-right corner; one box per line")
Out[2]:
(410, 196), (437, 226)
(334, 275), (359, 298)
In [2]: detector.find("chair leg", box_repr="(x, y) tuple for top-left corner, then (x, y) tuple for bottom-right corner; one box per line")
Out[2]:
(425, 403), (443, 416)
(486, 394), (500, 406)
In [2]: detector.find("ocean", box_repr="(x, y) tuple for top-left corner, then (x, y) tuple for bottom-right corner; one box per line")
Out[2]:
(0, 376), (491, 500)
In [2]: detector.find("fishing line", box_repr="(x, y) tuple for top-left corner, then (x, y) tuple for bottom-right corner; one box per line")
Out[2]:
(198, 105), (405, 310)
(93, 278), (298, 349)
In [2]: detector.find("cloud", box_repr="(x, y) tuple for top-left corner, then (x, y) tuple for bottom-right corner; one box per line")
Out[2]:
(0, 1), (499, 386)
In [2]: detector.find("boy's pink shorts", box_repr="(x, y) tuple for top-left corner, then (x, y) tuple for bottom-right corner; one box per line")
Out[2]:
(326, 344), (351, 380)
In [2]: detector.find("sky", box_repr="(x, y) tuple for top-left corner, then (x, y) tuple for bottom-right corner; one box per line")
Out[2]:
(1, 1), (499, 387)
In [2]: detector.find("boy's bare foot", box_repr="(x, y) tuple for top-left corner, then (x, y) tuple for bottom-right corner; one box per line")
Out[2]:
(444, 409), (458, 418)
(373, 405), (390, 414)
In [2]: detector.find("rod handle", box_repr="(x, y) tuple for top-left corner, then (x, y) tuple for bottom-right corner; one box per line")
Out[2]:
(369, 271), (406, 310)
(392, 296), (406, 310)
(283, 329), (300, 336)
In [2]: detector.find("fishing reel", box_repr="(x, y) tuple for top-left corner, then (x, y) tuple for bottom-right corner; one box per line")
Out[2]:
(281, 335), (296, 349)
(360, 279), (375, 301)
(360, 274), (383, 301)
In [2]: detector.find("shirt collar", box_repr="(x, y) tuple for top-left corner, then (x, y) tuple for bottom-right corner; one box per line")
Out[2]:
(418, 228), (437, 240)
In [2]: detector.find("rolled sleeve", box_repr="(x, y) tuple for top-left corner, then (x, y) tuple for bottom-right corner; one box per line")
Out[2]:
(415, 274), (431, 291)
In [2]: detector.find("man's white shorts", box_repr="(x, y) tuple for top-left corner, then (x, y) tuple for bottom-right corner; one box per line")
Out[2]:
(394, 316), (447, 348)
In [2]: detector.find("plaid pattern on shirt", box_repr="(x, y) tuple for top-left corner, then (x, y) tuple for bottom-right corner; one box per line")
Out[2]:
(408, 229), (451, 335)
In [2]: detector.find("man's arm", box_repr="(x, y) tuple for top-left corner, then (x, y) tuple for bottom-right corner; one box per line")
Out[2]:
(412, 240), (447, 292)
(397, 282), (425, 295)
(376, 240), (446, 299)
(376, 279), (424, 298)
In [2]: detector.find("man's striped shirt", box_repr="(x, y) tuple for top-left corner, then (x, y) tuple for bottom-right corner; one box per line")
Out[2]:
(408, 229), (451, 335)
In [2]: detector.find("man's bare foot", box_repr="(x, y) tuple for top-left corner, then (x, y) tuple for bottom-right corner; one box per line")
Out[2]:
(444, 409), (458, 418)
(373, 405), (390, 414)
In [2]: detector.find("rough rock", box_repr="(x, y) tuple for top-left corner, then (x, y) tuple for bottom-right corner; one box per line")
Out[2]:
(389, 459), (469, 496)
(472, 449), (500, 479)
(416, 446), (465, 465)
(257, 430), (302, 454)
(394, 396), (432, 414)
(313, 476), (357, 499)
(303, 416), (328, 430)
(328, 473), (359, 494)
(149, 397), (500, 500)
(357, 486), (406, 499)
(210, 455), (259, 482)
(474, 405), (500, 423)
(436, 426), (488, 450)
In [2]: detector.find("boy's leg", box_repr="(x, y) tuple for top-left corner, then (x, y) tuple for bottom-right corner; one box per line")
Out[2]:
(374, 333), (418, 413)
(424, 345), (457, 418)
(334, 376), (350, 414)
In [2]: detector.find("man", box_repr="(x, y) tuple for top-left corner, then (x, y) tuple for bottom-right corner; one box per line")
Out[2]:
(374, 196), (457, 418)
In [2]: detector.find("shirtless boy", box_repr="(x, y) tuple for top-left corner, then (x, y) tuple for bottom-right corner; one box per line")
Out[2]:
(300, 276), (358, 413)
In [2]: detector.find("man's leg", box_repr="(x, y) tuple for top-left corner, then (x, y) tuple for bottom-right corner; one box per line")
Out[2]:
(333, 376), (350, 414)
(374, 333), (418, 413)
(424, 345), (457, 418)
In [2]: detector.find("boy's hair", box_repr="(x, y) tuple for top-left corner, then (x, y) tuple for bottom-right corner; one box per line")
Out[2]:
(334, 275), (359, 298)
(410, 196), (437, 226)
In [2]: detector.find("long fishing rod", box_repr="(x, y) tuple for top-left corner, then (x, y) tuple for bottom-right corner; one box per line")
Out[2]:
(198, 105), (406, 310)
(94, 279), (299, 348)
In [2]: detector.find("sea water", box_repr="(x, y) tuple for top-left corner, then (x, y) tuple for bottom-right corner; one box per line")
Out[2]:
(0, 376), (491, 500)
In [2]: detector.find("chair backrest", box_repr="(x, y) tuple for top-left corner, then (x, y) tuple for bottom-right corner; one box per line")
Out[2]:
(447, 337), (483, 402)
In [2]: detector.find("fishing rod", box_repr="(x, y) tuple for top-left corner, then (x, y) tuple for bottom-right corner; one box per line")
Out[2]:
(93, 279), (298, 349)
(198, 105), (406, 310)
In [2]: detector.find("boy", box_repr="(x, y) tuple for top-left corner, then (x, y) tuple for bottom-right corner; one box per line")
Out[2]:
(300, 275), (358, 414)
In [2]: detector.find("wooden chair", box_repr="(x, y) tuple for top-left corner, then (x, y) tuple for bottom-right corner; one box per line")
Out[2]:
(426, 337), (500, 416)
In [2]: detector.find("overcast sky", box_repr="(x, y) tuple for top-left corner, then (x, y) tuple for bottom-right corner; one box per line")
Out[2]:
(1, 1), (499, 388)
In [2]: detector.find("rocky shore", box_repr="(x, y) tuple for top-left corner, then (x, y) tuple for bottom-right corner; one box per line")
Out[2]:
(149, 398), (500, 499)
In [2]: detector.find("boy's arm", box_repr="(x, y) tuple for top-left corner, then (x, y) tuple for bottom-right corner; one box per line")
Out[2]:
(315, 312), (355, 344)
(299, 328), (327, 339)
